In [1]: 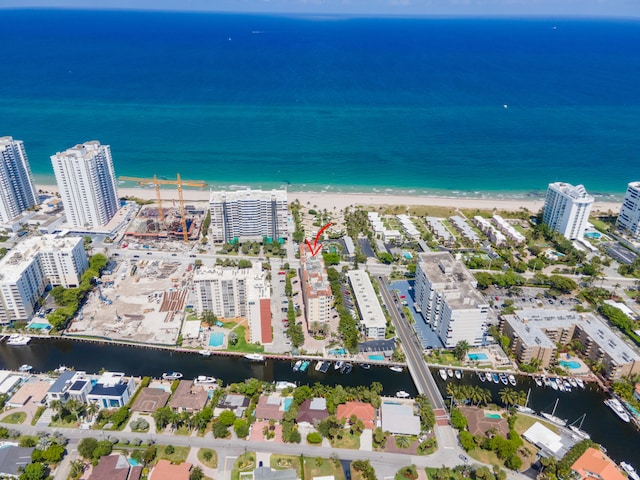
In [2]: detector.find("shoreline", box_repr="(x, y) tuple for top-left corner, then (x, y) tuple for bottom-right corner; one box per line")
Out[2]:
(35, 183), (622, 214)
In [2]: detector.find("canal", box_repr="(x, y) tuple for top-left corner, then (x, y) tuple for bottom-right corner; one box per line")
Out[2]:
(0, 338), (638, 465)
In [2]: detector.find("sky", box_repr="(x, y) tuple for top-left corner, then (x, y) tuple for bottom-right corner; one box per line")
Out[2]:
(1, 0), (639, 17)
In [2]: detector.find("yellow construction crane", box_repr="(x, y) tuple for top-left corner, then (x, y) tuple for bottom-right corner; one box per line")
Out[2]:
(119, 174), (208, 243)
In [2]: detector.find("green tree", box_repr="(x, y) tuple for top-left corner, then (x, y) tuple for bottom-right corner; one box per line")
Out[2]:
(211, 420), (229, 438)
(190, 466), (204, 480)
(234, 418), (249, 438)
(307, 432), (323, 444)
(498, 388), (519, 408)
(452, 340), (470, 361)
(238, 259), (252, 269)
(218, 410), (236, 427)
(78, 438), (98, 459)
(19, 462), (48, 480)
(450, 407), (468, 430)
(201, 310), (218, 326)
(459, 431), (475, 451)
(92, 440), (113, 460)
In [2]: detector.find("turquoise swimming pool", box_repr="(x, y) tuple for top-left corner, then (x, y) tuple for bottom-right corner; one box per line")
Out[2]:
(468, 353), (488, 361)
(329, 348), (346, 355)
(560, 360), (581, 369)
(28, 322), (51, 330)
(368, 355), (385, 361)
(209, 332), (225, 347)
(283, 398), (293, 411)
(485, 412), (502, 419)
(585, 232), (601, 239)
(129, 458), (140, 467)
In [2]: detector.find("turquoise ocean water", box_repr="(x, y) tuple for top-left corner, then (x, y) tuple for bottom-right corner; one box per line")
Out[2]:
(1, 10), (639, 198)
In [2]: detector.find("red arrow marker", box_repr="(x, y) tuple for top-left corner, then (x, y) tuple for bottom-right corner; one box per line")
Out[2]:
(305, 222), (333, 257)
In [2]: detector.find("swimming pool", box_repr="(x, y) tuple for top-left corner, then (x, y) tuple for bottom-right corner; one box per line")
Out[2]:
(329, 348), (346, 355)
(403, 252), (413, 259)
(485, 412), (502, 419)
(584, 232), (601, 239)
(129, 458), (140, 467)
(468, 353), (488, 361)
(283, 398), (293, 411)
(368, 355), (385, 361)
(209, 332), (225, 347)
(28, 322), (51, 330)
(560, 360), (581, 369)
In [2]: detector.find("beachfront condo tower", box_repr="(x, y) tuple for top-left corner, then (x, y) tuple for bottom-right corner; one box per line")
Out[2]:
(542, 182), (594, 240)
(51, 141), (119, 229)
(414, 252), (489, 348)
(0, 136), (38, 224)
(616, 182), (640, 240)
(209, 188), (288, 243)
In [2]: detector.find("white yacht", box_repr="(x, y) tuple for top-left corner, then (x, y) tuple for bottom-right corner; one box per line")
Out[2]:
(395, 391), (410, 398)
(244, 353), (265, 362)
(7, 334), (31, 346)
(199, 350), (212, 357)
(604, 398), (631, 423)
(19, 364), (33, 372)
(162, 371), (183, 380)
(541, 399), (567, 426)
(621, 463), (640, 480)
(194, 375), (216, 385)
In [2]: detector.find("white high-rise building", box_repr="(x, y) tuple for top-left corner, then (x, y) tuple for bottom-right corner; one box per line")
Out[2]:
(209, 189), (288, 243)
(51, 141), (119, 228)
(0, 235), (88, 324)
(0, 136), (38, 224)
(617, 182), (640, 239)
(542, 182), (594, 240)
(193, 263), (272, 344)
(299, 245), (333, 327)
(414, 252), (489, 348)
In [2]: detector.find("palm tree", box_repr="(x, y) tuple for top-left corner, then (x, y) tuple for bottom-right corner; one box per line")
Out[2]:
(86, 402), (100, 421)
(499, 388), (519, 408)
(476, 387), (493, 406)
(395, 435), (412, 449)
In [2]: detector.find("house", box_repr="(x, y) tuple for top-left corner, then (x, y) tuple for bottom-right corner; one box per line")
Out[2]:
(571, 447), (626, 480)
(88, 454), (142, 480)
(254, 466), (298, 480)
(255, 394), (286, 421)
(87, 372), (136, 409)
(522, 422), (565, 458)
(216, 394), (250, 417)
(6, 380), (50, 408)
(380, 403), (421, 436)
(149, 460), (192, 480)
(46, 371), (89, 406)
(131, 388), (170, 413)
(336, 401), (376, 429)
(169, 381), (208, 413)
(296, 398), (329, 426)
(0, 445), (34, 478)
(459, 407), (509, 438)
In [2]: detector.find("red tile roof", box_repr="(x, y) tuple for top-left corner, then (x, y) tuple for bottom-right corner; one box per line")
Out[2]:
(571, 448), (626, 480)
(337, 401), (376, 429)
(149, 460), (192, 480)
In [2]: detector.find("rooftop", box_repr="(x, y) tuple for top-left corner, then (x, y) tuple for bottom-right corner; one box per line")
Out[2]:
(503, 308), (640, 365)
(149, 459), (192, 480)
(0, 445), (34, 477)
(548, 182), (595, 203)
(380, 403), (421, 436)
(89, 454), (142, 480)
(131, 387), (170, 413)
(300, 246), (332, 298)
(571, 448), (626, 480)
(346, 270), (386, 331)
(209, 188), (287, 203)
(169, 380), (208, 411)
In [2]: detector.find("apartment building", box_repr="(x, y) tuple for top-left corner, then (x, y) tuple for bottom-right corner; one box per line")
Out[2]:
(299, 244), (332, 327)
(346, 269), (386, 340)
(0, 136), (38, 224)
(616, 181), (640, 239)
(542, 182), (594, 240)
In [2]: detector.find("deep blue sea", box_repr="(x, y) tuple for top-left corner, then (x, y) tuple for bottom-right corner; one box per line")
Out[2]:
(1, 10), (639, 198)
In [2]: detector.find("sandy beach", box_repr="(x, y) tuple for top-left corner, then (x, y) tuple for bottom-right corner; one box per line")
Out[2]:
(35, 184), (620, 215)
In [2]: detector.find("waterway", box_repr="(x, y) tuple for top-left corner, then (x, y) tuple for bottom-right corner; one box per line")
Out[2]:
(1, 339), (638, 465)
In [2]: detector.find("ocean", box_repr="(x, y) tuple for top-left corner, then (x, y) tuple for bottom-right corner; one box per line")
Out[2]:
(1, 10), (639, 199)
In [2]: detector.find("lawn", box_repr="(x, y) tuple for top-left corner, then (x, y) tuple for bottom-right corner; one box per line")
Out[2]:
(49, 418), (78, 428)
(197, 448), (218, 468)
(225, 325), (264, 354)
(331, 431), (360, 450)
(305, 457), (345, 480)
(271, 455), (301, 475)
(467, 447), (503, 467)
(514, 413), (559, 435)
(1, 412), (26, 424)
(175, 426), (191, 436)
(231, 452), (256, 480)
(155, 445), (190, 464)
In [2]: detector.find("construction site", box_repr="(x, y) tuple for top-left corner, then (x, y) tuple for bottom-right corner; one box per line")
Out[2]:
(66, 258), (194, 345)
(120, 174), (208, 242)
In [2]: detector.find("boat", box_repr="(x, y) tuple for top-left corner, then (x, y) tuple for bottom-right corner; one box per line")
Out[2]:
(478, 372), (486, 382)
(293, 360), (302, 372)
(508, 374), (517, 386)
(162, 372), (183, 380)
(300, 360), (310, 372)
(534, 376), (543, 387)
(568, 414), (590, 440)
(447, 369), (454, 378)
(319, 362), (330, 373)
(568, 378), (577, 388)
(194, 375), (216, 385)
(563, 379), (572, 391)
(275, 381), (296, 390)
(544, 377), (552, 388)
(244, 353), (265, 362)
(199, 350), (212, 357)
(389, 366), (403, 373)
(54, 365), (69, 374)
(334, 361), (344, 371)
(7, 335), (31, 346)
(549, 378), (559, 390)
(492, 373), (500, 384)
(396, 391), (410, 398)
(454, 370), (462, 379)
(541, 398), (567, 426)
(557, 380), (565, 392)
(575, 378), (585, 389)
(621, 463), (640, 480)
(604, 398), (631, 423)
(515, 388), (534, 414)
(315, 361), (325, 372)
(499, 373), (508, 385)
(439, 369), (448, 380)
(360, 363), (371, 370)
(18, 364), (32, 372)
(340, 363), (353, 374)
